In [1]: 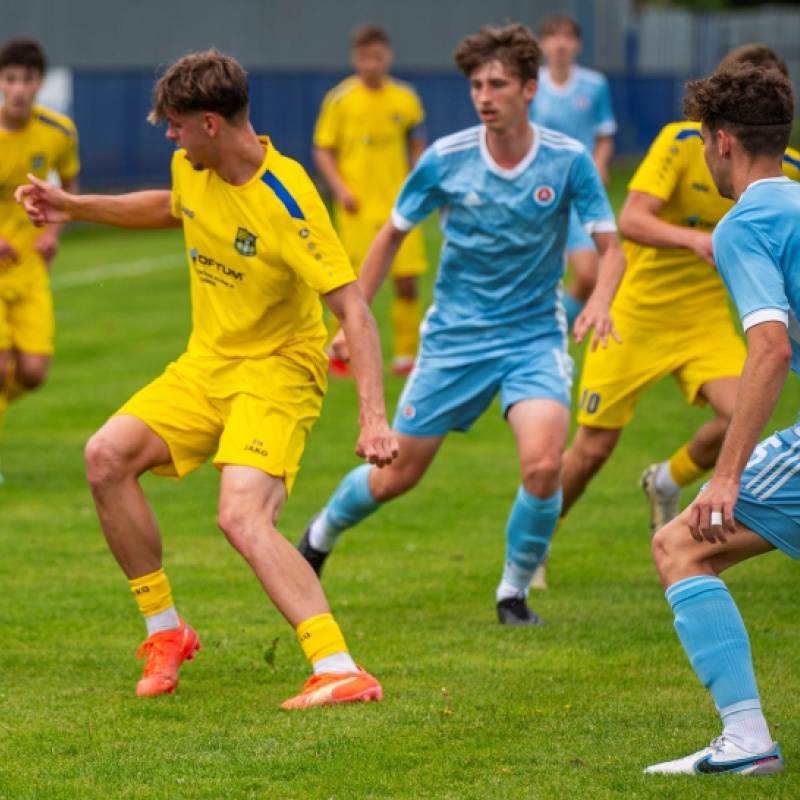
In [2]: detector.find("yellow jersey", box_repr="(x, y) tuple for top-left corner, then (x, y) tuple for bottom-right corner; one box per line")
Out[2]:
(613, 120), (800, 328)
(0, 104), (79, 274)
(171, 136), (356, 384)
(313, 76), (425, 222)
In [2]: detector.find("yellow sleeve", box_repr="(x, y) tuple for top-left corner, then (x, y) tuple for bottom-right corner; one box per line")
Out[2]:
(628, 123), (694, 203)
(313, 89), (340, 151)
(55, 121), (80, 180)
(170, 150), (184, 220)
(782, 147), (800, 182)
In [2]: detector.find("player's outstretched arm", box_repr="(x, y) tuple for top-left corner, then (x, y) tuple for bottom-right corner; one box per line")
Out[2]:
(574, 231), (625, 350)
(312, 146), (358, 213)
(16, 174), (181, 230)
(322, 281), (399, 468)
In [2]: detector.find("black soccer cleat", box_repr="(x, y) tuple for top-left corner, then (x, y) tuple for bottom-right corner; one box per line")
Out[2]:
(496, 595), (545, 626)
(297, 515), (330, 577)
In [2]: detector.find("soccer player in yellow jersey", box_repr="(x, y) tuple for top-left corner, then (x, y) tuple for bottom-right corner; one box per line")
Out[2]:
(0, 38), (79, 483)
(555, 45), (800, 548)
(17, 50), (398, 708)
(313, 24), (428, 377)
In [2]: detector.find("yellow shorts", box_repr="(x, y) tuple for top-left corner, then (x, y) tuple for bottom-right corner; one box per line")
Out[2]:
(576, 313), (746, 429)
(0, 260), (54, 354)
(336, 212), (428, 279)
(115, 352), (325, 494)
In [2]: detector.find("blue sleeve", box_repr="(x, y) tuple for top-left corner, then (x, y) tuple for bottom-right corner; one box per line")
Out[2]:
(714, 220), (789, 320)
(393, 144), (445, 227)
(594, 78), (616, 132)
(569, 149), (614, 226)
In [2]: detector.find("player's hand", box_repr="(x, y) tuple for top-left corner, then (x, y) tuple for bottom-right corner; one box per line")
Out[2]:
(34, 230), (60, 267)
(355, 418), (399, 468)
(573, 302), (622, 351)
(686, 475), (739, 544)
(330, 328), (350, 362)
(688, 230), (715, 268)
(0, 235), (19, 269)
(336, 187), (359, 214)
(15, 174), (74, 227)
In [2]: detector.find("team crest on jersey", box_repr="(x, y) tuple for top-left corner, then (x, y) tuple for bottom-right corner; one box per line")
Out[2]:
(402, 404), (416, 420)
(31, 153), (45, 170)
(533, 184), (556, 206)
(234, 227), (257, 257)
(574, 95), (590, 111)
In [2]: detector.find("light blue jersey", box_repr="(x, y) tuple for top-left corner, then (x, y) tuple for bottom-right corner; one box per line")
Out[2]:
(529, 66), (617, 152)
(713, 176), (800, 558)
(391, 122), (616, 367)
(714, 177), (800, 383)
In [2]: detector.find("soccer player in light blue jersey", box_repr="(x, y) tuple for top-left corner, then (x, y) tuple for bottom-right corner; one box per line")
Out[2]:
(529, 13), (617, 330)
(299, 24), (625, 626)
(645, 64), (795, 776)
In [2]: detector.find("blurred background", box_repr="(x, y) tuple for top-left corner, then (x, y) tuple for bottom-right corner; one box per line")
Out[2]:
(3, 0), (799, 190)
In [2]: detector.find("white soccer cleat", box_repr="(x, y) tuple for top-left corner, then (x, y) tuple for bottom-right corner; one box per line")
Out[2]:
(644, 736), (784, 775)
(639, 464), (679, 537)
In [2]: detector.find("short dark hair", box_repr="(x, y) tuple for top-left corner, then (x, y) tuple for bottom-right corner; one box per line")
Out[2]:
(716, 44), (789, 78)
(0, 37), (46, 74)
(149, 49), (249, 124)
(684, 64), (795, 159)
(351, 24), (391, 50)
(454, 23), (542, 84)
(539, 13), (581, 40)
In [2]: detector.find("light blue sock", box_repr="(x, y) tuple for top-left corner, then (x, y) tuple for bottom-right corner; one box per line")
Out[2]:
(310, 464), (381, 552)
(562, 293), (585, 328)
(667, 576), (761, 724)
(499, 487), (561, 597)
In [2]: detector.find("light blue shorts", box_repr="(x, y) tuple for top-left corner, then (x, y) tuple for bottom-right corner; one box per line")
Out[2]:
(567, 207), (595, 254)
(392, 340), (573, 437)
(732, 425), (800, 559)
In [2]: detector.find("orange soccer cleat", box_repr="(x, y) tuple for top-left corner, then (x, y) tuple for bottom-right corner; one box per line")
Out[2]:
(135, 619), (202, 697)
(280, 667), (382, 709)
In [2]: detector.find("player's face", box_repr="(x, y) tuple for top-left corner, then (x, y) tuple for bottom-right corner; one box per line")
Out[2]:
(701, 122), (734, 200)
(540, 27), (582, 68)
(0, 65), (43, 123)
(165, 111), (215, 171)
(352, 43), (392, 88)
(469, 60), (536, 135)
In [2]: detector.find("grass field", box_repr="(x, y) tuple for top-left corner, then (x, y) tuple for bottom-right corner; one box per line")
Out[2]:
(2, 170), (800, 799)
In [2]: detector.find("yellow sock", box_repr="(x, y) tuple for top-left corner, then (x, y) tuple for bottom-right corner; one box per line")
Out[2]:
(129, 568), (175, 617)
(390, 297), (422, 361)
(668, 445), (707, 488)
(296, 613), (349, 665)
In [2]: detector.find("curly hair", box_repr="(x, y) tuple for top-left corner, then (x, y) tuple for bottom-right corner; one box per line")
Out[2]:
(683, 64), (794, 158)
(149, 49), (249, 124)
(453, 23), (541, 84)
(716, 44), (789, 78)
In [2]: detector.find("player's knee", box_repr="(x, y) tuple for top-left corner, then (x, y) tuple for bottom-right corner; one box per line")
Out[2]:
(85, 434), (133, 487)
(393, 276), (417, 300)
(652, 519), (695, 583)
(369, 464), (419, 501)
(217, 501), (269, 560)
(574, 430), (618, 475)
(521, 452), (562, 494)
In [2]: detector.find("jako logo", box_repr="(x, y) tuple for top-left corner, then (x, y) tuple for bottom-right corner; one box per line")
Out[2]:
(182, 206), (195, 218)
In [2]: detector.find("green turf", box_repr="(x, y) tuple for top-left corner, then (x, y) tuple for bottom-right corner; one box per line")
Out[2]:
(1, 172), (799, 798)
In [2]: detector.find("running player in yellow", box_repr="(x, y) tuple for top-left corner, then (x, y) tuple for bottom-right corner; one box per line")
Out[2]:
(313, 24), (428, 377)
(557, 45), (800, 547)
(0, 38), (79, 483)
(17, 49), (398, 707)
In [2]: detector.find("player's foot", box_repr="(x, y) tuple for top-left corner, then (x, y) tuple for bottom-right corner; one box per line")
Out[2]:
(328, 357), (352, 379)
(390, 356), (415, 377)
(497, 595), (545, 626)
(135, 619), (201, 697)
(639, 464), (680, 537)
(529, 560), (548, 590)
(297, 515), (330, 576)
(280, 667), (382, 709)
(644, 736), (784, 775)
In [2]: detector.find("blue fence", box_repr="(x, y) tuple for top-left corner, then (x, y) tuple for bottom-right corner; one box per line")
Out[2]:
(74, 71), (687, 190)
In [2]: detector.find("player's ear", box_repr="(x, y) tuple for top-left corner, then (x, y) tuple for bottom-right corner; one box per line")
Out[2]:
(202, 112), (220, 137)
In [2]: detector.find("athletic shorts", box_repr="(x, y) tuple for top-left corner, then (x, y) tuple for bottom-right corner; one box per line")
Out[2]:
(732, 425), (800, 559)
(336, 213), (428, 279)
(393, 339), (573, 437)
(566, 206), (595, 255)
(577, 313), (746, 429)
(0, 259), (54, 354)
(115, 352), (324, 494)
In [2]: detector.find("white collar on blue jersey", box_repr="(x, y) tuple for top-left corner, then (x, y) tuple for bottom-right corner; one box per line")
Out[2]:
(479, 122), (541, 180)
